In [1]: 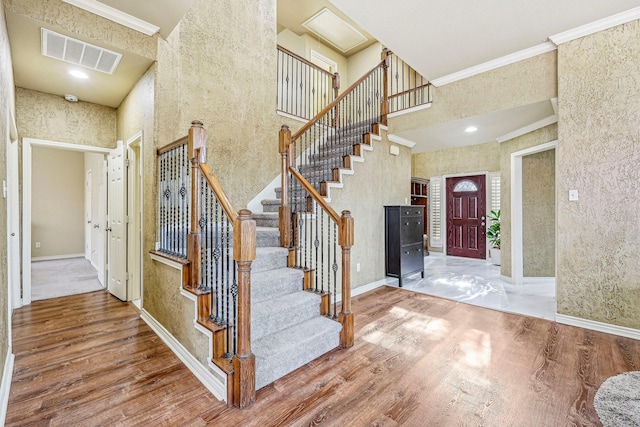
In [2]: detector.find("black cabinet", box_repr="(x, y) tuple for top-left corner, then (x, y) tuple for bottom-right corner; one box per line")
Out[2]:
(385, 206), (425, 287)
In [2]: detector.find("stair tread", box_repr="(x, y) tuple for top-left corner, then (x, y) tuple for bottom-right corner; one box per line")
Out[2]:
(255, 246), (288, 257)
(253, 316), (341, 358)
(253, 212), (278, 218)
(260, 199), (281, 205)
(253, 290), (318, 315)
(256, 226), (279, 233)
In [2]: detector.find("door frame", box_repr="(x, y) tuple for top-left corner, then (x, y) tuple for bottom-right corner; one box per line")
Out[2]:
(22, 138), (110, 306)
(442, 171), (490, 259)
(85, 169), (92, 260)
(125, 131), (143, 303)
(510, 140), (557, 285)
(7, 125), (19, 311)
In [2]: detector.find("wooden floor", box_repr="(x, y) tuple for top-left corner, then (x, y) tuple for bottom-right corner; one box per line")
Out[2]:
(8, 287), (640, 426)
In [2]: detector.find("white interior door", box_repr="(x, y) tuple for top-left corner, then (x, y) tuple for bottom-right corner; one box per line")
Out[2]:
(95, 161), (106, 285)
(107, 142), (127, 300)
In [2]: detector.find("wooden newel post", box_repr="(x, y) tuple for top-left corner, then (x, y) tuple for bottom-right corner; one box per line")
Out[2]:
(338, 210), (355, 348)
(233, 209), (256, 408)
(381, 49), (390, 126)
(188, 120), (206, 291)
(279, 125), (292, 248)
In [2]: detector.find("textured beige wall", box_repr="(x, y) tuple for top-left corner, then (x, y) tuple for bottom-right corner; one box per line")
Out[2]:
(16, 88), (117, 148)
(31, 147), (85, 257)
(390, 51), (557, 134)
(346, 42), (383, 87)
(154, 0), (279, 210)
(0, 0), (13, 377)
(522, 150), (555, 277)
(557, 20), (640, 328)
(412, 141), (500, 179)
(5, 0), (156, 60)
(330, 135), (411, 288)
(499, 124), (557, 278)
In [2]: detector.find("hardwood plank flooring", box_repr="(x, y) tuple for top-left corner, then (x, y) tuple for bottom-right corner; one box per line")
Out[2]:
(8, 287), (640, 426)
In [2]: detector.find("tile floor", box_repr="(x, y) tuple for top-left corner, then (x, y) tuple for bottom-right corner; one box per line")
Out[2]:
(397, 253), (557, 320)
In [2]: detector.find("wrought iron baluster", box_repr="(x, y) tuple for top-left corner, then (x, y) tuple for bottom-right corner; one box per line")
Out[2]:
(332, 221), (338, 319)
(314, 200), (319, 293)
(223, 213), (231, 357)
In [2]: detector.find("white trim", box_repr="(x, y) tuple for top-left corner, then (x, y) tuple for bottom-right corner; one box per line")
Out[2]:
(510, 140), (558, 285)
(500, 274), (513, 284)
(523, 276), (555, 283)
(149, 252), (184, 270)
(351, 277), (394, 299)
(496, 114), (558, 143)
(550, 98), (558, 115)
(387, 134), (416, 148)
(0, 350), (14, 426)
(22, 138), (111, 306)
(276, 110), (309, 124)
(549, 6), (640, 45)
(140, 310), (227, 401)
(387, 102), (432, 119)
(32, 253), (86, 262)
(556, 314), (640, 341)
(61, 0), (159, 36)
(310, 49), (338, 73)
(430, 42), (557, 87)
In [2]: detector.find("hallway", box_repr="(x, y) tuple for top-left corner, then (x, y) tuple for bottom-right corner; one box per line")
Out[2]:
(399, 254), (557, 320)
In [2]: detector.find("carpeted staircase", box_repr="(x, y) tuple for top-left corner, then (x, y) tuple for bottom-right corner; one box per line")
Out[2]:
(249, 120), (380, 390)
(252, 224), (341, 390)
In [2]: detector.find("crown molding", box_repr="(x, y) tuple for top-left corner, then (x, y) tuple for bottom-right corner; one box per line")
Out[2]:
(62, 0), (159, 36)
(387, 134), (416, 148)
(549, 6), (640, 45)
(430, 42), (557, 87)
(496, 114), (557, 143)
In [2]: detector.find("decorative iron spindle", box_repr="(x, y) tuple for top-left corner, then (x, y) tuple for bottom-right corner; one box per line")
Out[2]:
(276, 46), (336, 121)
(157, 142), (191, 258)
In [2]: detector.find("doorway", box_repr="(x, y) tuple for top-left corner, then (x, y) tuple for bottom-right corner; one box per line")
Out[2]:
(20, 135), (144, 306)
(511, 140), (557, 285)
(446, 175), (486, 259)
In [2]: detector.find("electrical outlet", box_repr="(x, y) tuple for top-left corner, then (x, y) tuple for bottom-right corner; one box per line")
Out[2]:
(35, 242), (41, 248)
(356, 263), (361, 272)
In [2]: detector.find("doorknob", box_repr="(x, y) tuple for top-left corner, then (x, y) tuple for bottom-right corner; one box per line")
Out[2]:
(481, 222), (485, 226)
(481, 216), (485, 220)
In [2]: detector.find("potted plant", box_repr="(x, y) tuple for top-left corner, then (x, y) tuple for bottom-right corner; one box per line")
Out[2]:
(486, 209), (501, 265)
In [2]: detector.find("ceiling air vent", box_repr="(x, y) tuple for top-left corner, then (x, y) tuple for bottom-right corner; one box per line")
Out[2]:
(41, 28), (122, 75)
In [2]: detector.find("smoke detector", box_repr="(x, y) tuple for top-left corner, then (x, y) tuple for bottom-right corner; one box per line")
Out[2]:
(64, 94), (79, 102)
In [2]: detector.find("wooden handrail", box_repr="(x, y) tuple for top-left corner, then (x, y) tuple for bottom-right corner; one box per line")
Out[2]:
(157, 135), (188, 155)
(288, 167), (341, 224)
(199, 163), (239, 223)
(388, 83), (432, 99)
(291, 58), (386, 141)
(277, 45), (335, 79)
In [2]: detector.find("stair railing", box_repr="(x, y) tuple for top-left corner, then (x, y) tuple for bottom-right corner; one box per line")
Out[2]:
(386, 49), (433, 114)
(277, 45), (340, 121)
(279, 125), (355, 348)
(155, 121), (257, 408)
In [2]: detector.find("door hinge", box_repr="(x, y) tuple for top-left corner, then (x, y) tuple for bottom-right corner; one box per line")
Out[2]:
(124, 158), (130, 167)
(124, 215), (129, 224)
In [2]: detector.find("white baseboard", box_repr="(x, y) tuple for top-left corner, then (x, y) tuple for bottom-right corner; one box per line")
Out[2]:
(555, 314), (640, 340)
(32, 253), (85, 262)
(523, 277), (555, 284)
(0, 349), (14, 426)
(140, 309), (227, 402)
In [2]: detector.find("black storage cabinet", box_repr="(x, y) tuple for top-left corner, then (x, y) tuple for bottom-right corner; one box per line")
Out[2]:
(384, 205), (425, 287)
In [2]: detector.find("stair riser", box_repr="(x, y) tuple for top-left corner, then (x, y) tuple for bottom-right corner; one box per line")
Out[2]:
(252, 270), (303, 303)
(253, 250), (288, 272)
(256, 231), (279, 247)
(255, 217), (279, 228)
(252, 298), (320, 341)
(261, 202), (280, 213)
(255, 325), (340, 390)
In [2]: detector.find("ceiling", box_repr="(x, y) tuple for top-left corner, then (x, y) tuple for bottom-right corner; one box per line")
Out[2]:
(325, 0), (640, 151)
(5, 0), (193, 108)
(6, 1), (640, 149)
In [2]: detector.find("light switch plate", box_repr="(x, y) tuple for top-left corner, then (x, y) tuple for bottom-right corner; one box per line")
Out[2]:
(569, 190), (579, 201)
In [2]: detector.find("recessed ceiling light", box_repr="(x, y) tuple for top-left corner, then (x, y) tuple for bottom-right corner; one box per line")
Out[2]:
(69, 69), (89, 79)
(465, 126), (478, 133)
